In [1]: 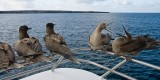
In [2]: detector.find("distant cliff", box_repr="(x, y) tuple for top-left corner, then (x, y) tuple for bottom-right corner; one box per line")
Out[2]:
(0, 10), (109, 14)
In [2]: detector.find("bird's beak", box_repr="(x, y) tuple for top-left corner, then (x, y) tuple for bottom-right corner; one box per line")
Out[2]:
(106, 22), (113, 26)
(28, 28), (32, 30)
(116, 33), (126, 38)
(104, 28), (112, 33)
(104, 22), (112, 31)
(104, 28), (109, 31)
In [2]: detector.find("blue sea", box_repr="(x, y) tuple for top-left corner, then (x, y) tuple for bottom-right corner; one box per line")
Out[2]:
(0, 13), (160, 80)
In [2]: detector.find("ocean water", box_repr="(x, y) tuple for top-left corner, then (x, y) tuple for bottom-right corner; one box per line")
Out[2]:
(0, 13), (160, 80)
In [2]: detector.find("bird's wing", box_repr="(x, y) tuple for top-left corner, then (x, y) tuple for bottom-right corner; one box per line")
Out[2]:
(120, 39), (145, 53)
(22, 37), (43, 54)
(4, 43), (15, 62)
(50, 34), (66, 45)
(44, 36), (78, 63)
(14, 37), (42, 57)
(0, 42), (15, 62)
(56, 34), (66, 45)
(100, 34), (111, 45)
(44, 36), (73, 55)
(137, 35), (160, 50)
(0, 49), (10, 68)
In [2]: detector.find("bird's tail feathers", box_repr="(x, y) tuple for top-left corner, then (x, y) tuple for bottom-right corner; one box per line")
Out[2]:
(32, 55), (52, 62)
(145, 41), (160, 50)
(64, 55), (80, 64)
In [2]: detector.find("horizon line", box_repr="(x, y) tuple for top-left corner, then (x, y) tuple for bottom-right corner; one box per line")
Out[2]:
(0, 10), (159, 13)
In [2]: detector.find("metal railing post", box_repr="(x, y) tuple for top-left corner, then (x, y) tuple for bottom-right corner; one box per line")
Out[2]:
(107, 52), (160, 71)
(51, 56), (64, 71)
(132, 59), (160, 71)
(78, 59), (136, 80)
(101, 59), (127, 78)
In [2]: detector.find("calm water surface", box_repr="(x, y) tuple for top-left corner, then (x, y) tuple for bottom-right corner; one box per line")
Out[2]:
(0, 13), (160, 80)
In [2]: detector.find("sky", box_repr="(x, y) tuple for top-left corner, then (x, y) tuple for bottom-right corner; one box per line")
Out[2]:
(0, 0), (160, 12)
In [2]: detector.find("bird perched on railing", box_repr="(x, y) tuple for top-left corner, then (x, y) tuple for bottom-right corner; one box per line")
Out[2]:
(88, 21), (112, 52)
(112, 26), (160, 60)
(44, 23), (79, 64)
(0, 42), (24, 69)
(13, 25), (51, 64)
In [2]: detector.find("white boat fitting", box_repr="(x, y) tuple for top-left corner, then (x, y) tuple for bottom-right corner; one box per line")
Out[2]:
(20, 56), (108, 80)
(21, 68), (103, 80)
(1, 51), (160, 80)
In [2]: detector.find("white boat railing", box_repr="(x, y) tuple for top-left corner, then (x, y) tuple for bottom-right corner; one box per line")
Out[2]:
(107, 52), (160, 71)
(50, 56), (136, 80)
(1, 63), (55, 80)
(1, 49), (160, 80)
(78, 59), (136, 80)
(74, 48), (160, 79)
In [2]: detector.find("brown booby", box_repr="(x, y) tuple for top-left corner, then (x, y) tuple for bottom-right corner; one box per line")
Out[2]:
(88, 22), (112, 51)
(112, 26), (160, 60)
(13, 25), (51, 64)
(44, 23), (79, 64)
(0, 42), (23, 69)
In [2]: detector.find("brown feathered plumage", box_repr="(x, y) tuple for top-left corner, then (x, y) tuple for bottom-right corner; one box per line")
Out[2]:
(14, 25), (51, 63)
(44, 23), (79, 64)
(88, 22), (112, 51)
(112, 26), (160, 60)
(0, 42), (23, 69)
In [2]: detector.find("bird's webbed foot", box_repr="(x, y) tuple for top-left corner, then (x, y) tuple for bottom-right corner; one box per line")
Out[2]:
(102, 45), (112, 52)
(125, 56), (132, 61)
(114, 53), (122, 57)
(130, 52), (139, 56)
